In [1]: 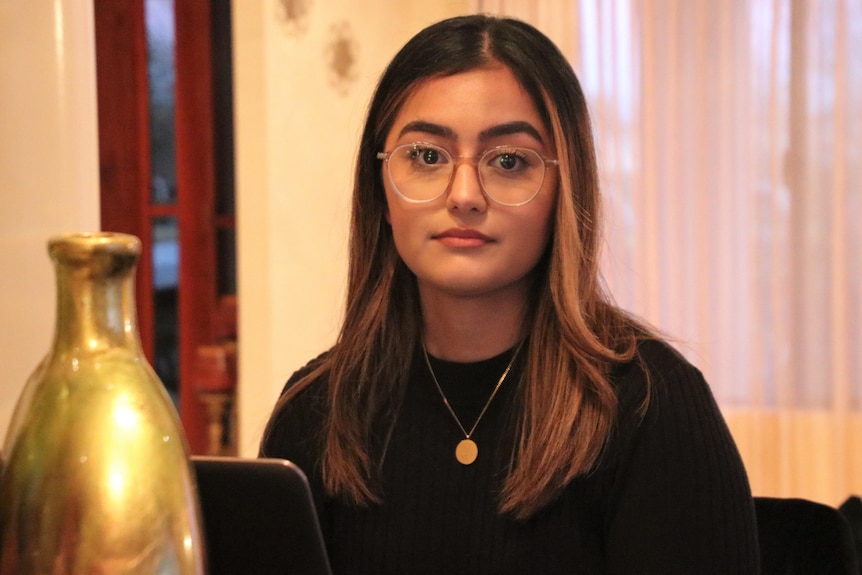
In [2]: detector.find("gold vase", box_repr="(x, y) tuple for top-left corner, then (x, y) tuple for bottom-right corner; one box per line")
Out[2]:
(0, 232), (206, 574)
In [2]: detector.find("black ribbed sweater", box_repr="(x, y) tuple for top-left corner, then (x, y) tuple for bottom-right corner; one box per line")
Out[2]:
(260, 339), (760, 574)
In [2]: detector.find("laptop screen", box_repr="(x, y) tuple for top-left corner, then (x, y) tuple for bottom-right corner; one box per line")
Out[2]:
(192, 456), (333, 575)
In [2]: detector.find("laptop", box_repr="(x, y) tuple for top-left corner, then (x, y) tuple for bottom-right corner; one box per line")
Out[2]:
(192, 456), (333, 575)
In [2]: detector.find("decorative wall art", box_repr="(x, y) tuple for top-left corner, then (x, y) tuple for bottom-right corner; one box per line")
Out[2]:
(277, 0), (312, 35)
(325, 21), (358, 96)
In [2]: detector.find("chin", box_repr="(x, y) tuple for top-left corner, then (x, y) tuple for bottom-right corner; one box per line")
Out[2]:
(420, 273), (532, 300)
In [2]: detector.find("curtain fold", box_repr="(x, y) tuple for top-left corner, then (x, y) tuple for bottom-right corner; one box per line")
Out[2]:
(476, 0), (862, 506)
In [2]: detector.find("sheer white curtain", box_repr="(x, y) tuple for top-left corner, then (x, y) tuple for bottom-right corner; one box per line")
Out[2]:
(476, 0), (862, 506)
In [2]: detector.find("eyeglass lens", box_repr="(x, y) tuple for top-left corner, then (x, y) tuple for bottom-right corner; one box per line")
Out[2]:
(385, 143), (549, 205)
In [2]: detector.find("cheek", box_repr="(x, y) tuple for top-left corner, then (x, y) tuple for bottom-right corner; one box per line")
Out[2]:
(532, 191), (557, 242)
(524, 215), (554, 262)
(383, 188), (401, 229)
(521, 197), (557, 263)
(382, 177), (398, 225)
(382, 196), (416, 254)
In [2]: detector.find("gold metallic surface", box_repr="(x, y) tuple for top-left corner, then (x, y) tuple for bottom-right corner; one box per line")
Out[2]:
(0, 233), (206, 574)
(455, 439), (478, 465)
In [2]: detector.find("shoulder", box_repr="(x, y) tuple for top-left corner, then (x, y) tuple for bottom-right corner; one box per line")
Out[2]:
(612, 338), (707, 409)
(610, 337), (738, 454)
(260, 350), (332, 460)
(632, 337), (697, 382)
(610, 337), (737, 459)
(282, 349), (332, 395)
(271, 350), (332, 424)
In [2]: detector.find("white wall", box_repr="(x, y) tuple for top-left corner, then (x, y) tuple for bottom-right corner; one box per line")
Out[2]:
(234, 1), (471, 455)
(0, 0), (471, 454)
(0, 1), (100, 439)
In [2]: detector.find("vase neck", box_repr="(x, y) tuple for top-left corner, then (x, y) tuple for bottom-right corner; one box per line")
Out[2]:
(49, 234), (144, 356)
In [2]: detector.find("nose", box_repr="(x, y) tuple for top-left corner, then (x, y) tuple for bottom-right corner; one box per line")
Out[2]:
(446, 158), (488, 212)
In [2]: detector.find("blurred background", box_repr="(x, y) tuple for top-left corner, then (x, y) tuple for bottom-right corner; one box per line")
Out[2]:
(1, 0), (859, 508)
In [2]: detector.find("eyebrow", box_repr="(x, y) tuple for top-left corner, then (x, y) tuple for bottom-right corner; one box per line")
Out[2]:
(479, 121), (545, 143)
(396, 120), (545, 144)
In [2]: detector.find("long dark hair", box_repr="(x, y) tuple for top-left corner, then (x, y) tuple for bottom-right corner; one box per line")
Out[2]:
(262, 14), (652, 519)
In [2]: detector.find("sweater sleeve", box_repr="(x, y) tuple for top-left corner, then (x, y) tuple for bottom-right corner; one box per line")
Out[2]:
(604, 342), (760, 574)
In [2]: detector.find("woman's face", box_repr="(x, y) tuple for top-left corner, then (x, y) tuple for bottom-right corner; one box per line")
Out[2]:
(381, 65), (558, 302)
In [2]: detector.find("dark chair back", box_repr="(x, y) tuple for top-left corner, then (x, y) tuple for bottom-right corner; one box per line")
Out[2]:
(755, 496), (860, 574)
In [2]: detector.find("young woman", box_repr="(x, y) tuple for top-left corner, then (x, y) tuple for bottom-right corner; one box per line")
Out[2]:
(260, 14), (759, 574)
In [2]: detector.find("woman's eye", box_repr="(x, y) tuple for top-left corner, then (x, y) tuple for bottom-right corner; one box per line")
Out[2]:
(407, 146), (445, 166)
(490, 150), (529, 171)
(498, 153), (520, 170)
(421, 149), (441, 165)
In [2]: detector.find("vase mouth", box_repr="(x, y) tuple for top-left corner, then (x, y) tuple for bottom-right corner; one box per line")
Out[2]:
(48, 232), (141, 255)
(48, 232), (142, 270)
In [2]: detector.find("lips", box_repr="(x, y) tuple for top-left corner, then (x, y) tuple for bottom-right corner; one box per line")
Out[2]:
(433, 228), (492, 248)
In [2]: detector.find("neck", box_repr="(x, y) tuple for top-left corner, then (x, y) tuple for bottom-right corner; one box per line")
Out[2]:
(419, 284), (528, 362)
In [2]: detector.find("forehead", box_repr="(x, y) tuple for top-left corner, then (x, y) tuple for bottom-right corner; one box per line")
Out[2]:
(386, 66), (551, 147)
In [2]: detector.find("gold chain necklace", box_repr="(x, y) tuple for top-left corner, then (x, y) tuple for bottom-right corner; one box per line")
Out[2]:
(421, 341), (524, 465)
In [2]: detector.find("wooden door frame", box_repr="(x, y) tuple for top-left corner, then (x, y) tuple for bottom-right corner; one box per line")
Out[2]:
(95, 0), (229, 453)
(94, 0), (154, 357)
(174, 0), (215, 454)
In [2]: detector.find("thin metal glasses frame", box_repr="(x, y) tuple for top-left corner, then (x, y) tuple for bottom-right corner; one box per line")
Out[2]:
(377, 142), (558, 207)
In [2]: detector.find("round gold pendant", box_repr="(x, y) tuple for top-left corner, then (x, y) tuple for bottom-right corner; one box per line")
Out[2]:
(455, 439), (478, 465)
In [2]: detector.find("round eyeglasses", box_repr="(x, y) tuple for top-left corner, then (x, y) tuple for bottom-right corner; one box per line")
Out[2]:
(377, 142), (558, 206)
